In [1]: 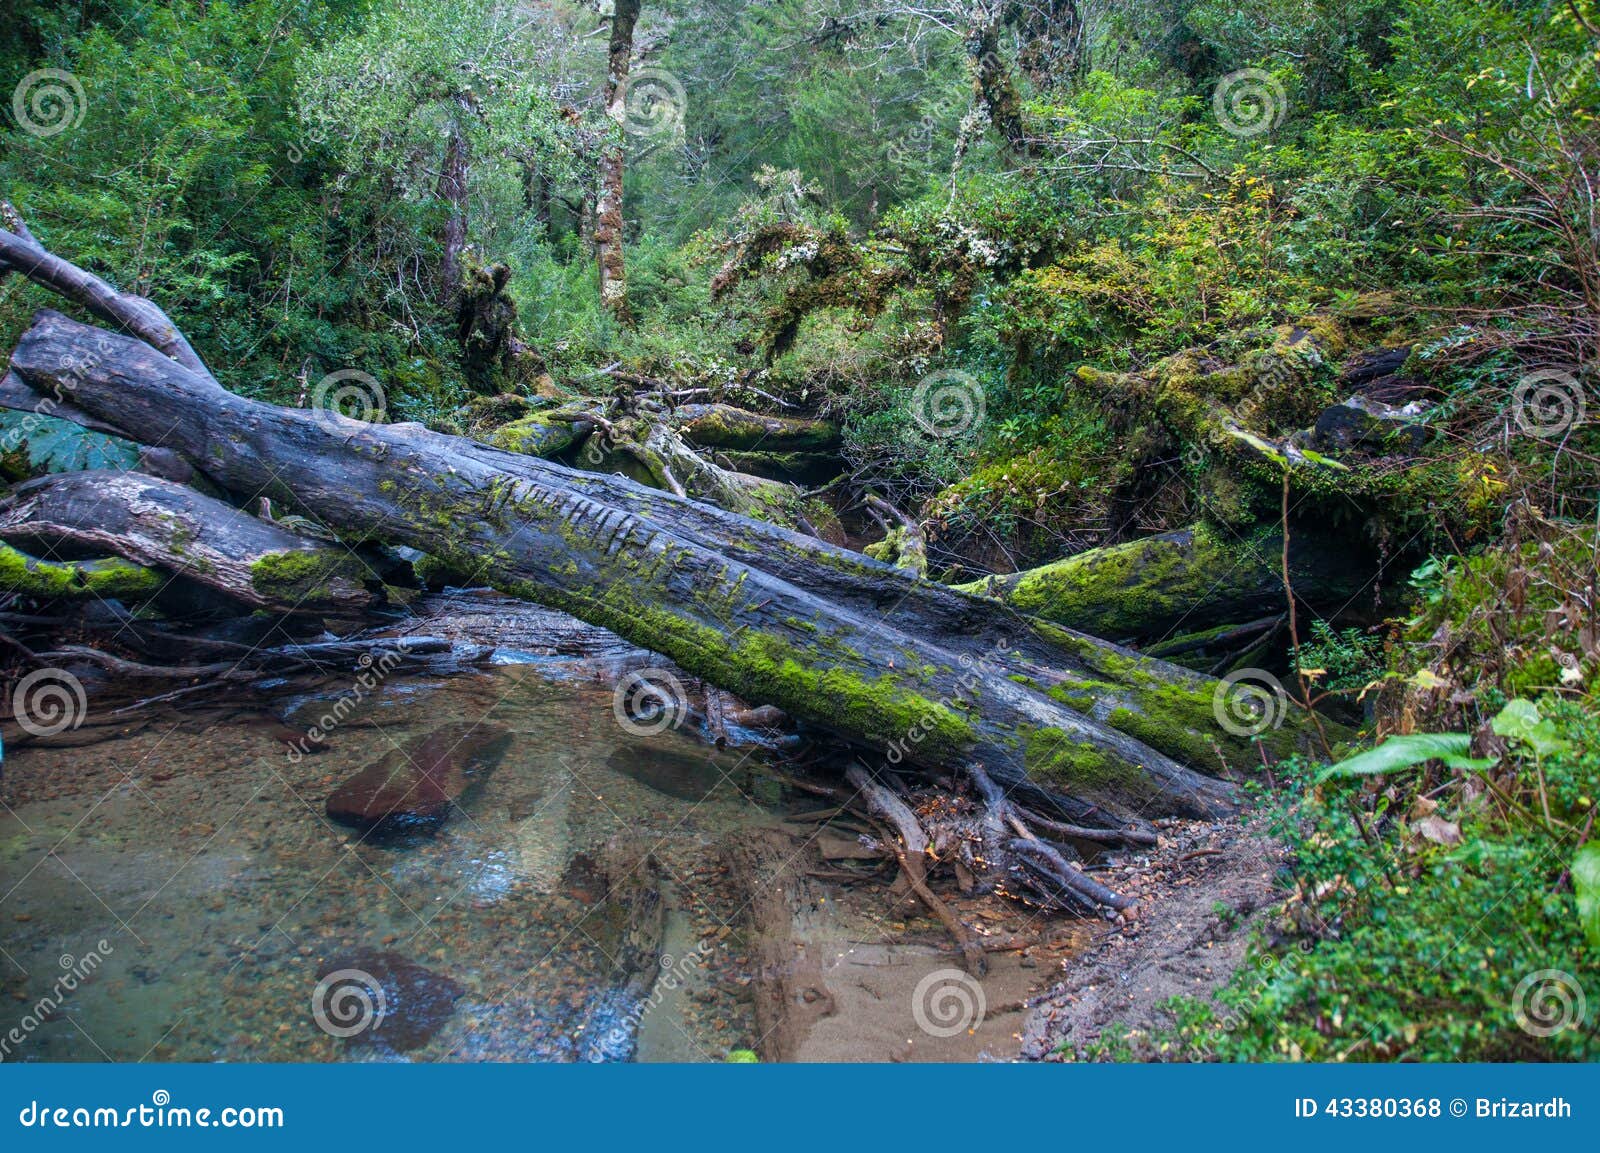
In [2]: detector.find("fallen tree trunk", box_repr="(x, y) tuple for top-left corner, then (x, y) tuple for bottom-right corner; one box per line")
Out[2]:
(5, 310), (1261, 824)
(954, 523), (1378, 643)
(670, 404), (841, 452)
(0, 469), (377, 614)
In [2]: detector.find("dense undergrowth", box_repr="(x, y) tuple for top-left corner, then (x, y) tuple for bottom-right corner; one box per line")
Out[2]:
(1080, 519), (1600, 1061)
(2, 0), (1598, 1060)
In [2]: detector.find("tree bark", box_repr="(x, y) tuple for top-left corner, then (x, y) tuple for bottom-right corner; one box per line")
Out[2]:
(596, 0), (642, 324)
(955, 523), (1378, 643)
(436, 108), (471, 308)
(0, 469), (377, 614)
(4, 310), (1277, 825)
(967, 2), (1032, 160)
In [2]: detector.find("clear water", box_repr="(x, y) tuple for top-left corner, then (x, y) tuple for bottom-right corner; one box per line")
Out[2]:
(0, 665), (785, 1062)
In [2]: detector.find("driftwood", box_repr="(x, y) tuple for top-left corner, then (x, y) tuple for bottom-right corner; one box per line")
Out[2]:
(0, 470), (377, 613)
(846, 763), (988, 974)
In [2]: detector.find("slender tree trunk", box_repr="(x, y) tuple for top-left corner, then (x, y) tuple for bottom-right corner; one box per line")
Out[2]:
(596, 0), (642, 324)
(436, 112), (470, 307)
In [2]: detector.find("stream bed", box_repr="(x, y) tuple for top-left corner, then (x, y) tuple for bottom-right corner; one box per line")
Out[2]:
(0, 663), (800, 1062)
(0, 598), (1077, 1063)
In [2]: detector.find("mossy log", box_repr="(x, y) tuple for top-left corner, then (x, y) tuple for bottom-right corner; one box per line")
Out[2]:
(955, 523), (1376, 642)
(5, 311), (1342, 824)
(0, 542), (163, 599)
(0, 468), (377, 613)
(485, 409), (595, 458)
(670, 403), (841, 452)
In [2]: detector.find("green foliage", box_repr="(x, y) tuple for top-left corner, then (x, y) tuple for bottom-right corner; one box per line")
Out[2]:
(1575, 845), (1600, 951)
(1317, 731), (1494, 780)
(0, 412), (139, 473)
(1153, 529), (1600, 1062)
(1293, 621), (1386, 694)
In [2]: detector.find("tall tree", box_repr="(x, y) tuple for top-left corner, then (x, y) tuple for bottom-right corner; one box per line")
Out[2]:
(596, 0), (643, 324)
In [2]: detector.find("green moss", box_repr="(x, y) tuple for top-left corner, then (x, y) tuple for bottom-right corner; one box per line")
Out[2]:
(1022, 725), (1154, 802)
(958, 524), (1273, 639)
(0, 545), (163, 599)
(249, 549), (363, 602)
(487, 412), (585, 458)
(493, 552), (979, 763)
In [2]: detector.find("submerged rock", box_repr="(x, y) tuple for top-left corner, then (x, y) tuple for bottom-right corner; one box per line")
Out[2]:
(605, 744), (727, 803)
(317, 950), (465, 1052)
(326, 721), (513, 834)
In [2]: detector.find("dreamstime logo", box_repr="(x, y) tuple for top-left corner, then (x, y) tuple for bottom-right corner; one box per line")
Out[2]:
(1212, 69), (1287, 138)
(1511, 369), (1586, 438)
(1512, 969), (1585, 1038)
(1211, 668), (1288, 737)
(912, 968), (985, 1038)
(310, 968), (386, 1039)
(10, 668), (87, 737)
(310, 369), (386, 425)
(583, 427), (616, 467)
(612, 667), (688, 737)
(609, 67), (685, 138)
(910, 369), (985, 439)
(12, 69), (86, 138)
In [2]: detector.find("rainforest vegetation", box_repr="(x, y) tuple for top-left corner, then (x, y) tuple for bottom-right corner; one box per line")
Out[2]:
(0, 0), (1597, 1062)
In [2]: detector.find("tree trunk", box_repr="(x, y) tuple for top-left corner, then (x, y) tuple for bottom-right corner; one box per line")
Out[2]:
(596, 0), (642, 324)
(0, 468), (377, 613)
(671, 404), (840, 452)
(955, 523), (1378, 643)
(967, 3), (1032, 161)
(436, 112), (470, 308)
(3, 310), (1295, 825)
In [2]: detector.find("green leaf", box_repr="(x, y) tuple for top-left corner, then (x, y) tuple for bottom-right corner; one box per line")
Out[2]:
(1223, 426), (1287, 468)
(0, 412), (141, 474)
(1574, 844), (1600, 951)
(1490, 698), (1572, 758)
(1297, 447), (1350, 472)
(1318, 732), (1496, 781)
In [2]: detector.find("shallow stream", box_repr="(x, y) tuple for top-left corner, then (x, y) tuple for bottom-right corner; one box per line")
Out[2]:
(0, 663), (788, 1062)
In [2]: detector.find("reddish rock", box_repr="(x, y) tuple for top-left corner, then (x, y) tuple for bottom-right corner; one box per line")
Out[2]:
(317, 950), (465, 1052)
(325, 721), (512, 833)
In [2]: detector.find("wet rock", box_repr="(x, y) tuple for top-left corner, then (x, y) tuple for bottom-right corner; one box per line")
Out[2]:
(1306, 394), (1427, 455)
(1341, 345), (1429, 405)
(318, 950), (464, 1052)
(605, 744), (725, 802)
(559, 851), (605, 904)
(325, 721), (513, 834)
